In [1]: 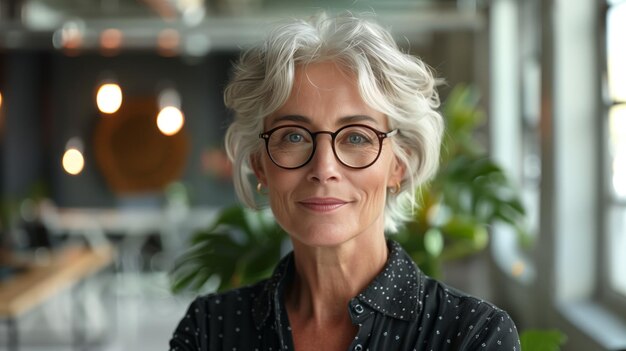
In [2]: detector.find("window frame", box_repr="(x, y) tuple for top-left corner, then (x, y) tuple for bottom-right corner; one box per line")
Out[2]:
(598, 0), (626, 320)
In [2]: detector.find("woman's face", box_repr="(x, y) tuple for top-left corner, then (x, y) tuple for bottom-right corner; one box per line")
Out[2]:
(253, 61), (404, 248)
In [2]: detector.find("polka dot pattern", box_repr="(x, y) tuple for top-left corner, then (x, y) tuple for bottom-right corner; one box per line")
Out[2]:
(169, 240), (521, 350)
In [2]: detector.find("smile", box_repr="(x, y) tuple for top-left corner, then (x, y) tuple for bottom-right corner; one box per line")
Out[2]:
(297, 198), (348, 212)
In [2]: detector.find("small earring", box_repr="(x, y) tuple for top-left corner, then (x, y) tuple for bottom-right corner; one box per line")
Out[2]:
(256, 182), (266, 195)
(389, 182), (401, 194)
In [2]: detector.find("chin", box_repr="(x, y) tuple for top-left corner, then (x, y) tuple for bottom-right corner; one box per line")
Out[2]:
(287, 223), (357, 249)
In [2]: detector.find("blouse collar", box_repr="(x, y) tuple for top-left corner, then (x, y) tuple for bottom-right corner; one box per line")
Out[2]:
(252, 239), (423, 329)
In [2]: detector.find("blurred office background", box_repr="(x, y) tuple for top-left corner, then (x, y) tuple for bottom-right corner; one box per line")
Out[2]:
(0, 0), (625, 350)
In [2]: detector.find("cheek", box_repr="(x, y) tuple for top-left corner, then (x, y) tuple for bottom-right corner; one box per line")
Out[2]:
(359, 153), (399, 204)
(355, 169), (390, 207)
(365, 180), (388, 209)
(268, 185), (290, 209)
(264, 166), (298, 216)
(264, 160), (297, 190)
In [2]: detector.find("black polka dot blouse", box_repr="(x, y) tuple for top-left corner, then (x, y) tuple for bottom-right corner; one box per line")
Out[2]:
(170, 240), (521, 351)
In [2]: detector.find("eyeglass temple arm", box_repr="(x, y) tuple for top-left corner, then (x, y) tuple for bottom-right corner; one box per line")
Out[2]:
(384, 129), (399, 138)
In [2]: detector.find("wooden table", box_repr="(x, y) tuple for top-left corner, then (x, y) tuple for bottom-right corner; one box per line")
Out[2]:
(0, 245), (114, 351)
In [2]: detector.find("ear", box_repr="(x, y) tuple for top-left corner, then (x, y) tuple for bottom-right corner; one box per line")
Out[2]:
(387, 156), (406, 188)
(250, 152), (267, 186)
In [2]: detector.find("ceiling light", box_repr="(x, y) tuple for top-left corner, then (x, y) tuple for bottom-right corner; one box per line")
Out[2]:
(157, 29), (180, 57)
(62, 137), (85, 176)
(100, 28), (123, 56)
(157, 106), (185, 136)
(96, 82), (123, 114)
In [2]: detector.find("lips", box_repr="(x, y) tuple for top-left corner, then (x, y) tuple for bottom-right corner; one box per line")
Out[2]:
(297, 197), (348, 212)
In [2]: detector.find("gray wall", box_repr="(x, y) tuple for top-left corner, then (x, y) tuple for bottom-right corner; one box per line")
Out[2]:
(1, 50), (239, 208)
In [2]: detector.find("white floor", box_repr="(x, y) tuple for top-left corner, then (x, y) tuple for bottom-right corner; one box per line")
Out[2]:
(0, 272), (195, 351)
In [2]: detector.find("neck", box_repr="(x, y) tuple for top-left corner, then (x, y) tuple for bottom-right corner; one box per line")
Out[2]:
(286, 233), (388, 324)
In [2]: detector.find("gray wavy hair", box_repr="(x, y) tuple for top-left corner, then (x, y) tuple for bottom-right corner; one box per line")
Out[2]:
(224, 12), (444, 232)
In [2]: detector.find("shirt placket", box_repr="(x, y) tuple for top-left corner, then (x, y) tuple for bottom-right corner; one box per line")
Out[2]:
(273, 283), (295, 351)
(348, 298), (375, 351)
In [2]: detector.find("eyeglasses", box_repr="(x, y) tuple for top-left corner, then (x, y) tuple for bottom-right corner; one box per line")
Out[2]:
(259, 124), (398, 169)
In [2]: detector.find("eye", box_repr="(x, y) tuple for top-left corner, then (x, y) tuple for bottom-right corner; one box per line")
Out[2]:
(287, 133), (304, 143)
(347, 134), (365, 144)
(273, 127), (311, 145)
(340, 130), (374, 146)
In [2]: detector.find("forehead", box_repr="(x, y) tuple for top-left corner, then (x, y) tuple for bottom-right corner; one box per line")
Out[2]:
(294, 61), (354, 89)
(267, 61), (387, 128)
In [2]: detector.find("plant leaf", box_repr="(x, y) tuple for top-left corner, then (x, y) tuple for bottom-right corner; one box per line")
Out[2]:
(520, 329), (567, 351)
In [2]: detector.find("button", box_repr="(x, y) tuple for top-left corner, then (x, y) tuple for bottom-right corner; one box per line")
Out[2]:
(354, 344), (363, 351)
(353, 304), (364, 314)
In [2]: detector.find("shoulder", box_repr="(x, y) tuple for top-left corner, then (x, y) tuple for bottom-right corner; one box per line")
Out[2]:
(420, 275), (521, 349)
(169, 281), (268, 351)
(422, 275), (504, 315)
(186, 279), (268, 316)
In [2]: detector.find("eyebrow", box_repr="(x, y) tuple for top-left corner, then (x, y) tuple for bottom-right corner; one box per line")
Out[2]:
(269, 114), (379, 127)
(270, 115), (311, 125)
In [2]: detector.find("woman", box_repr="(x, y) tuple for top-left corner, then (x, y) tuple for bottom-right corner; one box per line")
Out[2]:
(170, 12), (520, 351)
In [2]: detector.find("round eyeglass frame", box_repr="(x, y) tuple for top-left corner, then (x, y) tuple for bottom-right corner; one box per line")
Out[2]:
(259, 124), (399, 170)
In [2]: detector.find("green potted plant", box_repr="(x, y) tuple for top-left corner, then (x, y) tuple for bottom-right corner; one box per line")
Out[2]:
(393, 85), (529, 278)
(169, 205), (284, 293)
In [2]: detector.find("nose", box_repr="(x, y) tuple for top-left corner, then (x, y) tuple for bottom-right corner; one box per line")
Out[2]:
(306, 133), (341, 184)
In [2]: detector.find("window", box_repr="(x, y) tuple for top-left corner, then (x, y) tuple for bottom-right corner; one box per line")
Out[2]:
(604, 0), (626, 308)
(489, 0), (540, 285)
(490, 0), (626, 347)
(517, 0), (542, 266)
